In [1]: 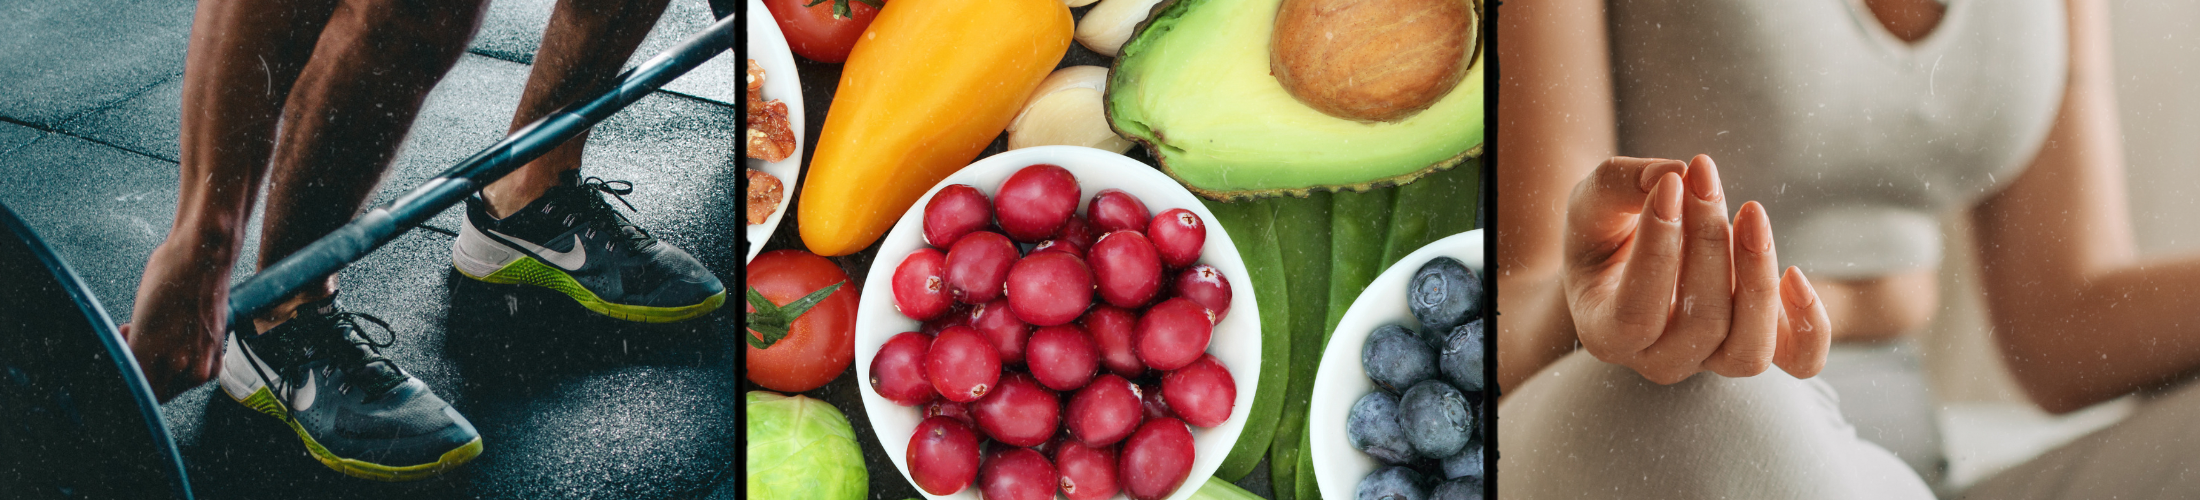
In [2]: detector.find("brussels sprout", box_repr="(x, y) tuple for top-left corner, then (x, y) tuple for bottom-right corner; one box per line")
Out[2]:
(747, 391), (867, 500)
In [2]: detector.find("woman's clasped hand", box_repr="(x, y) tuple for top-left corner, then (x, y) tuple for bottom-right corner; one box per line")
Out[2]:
(1560, 155), (1833, 384)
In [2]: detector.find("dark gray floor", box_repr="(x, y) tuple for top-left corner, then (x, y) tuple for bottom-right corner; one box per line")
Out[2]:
(0, 0), (739, 498)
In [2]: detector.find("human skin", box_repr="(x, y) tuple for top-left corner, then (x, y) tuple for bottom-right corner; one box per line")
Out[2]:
(1501, 0), (2200, 415)
(126, 0), (670, 402)
(481, 0), (672, 219)
(1495, 0), (1835, 393)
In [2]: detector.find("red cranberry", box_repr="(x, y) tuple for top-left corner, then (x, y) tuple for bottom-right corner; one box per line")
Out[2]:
(995, 164), (1082, 242)
(1118, 418), (1197, 500)
(1055, 440), (1121, 500)
(891, 248), (953, 321)
(1006, 252), (1095, 326)
(1055, 215), (1097, 253)
(1087, 188), (1152, 234)
(1161, 354), (1237, 427)
(1139, 381), (1175, 422)
(971, 299), (1032, 365)
(973, 373), (1061, 447)
(923, 399), (977, 428)
(945, 231), (1019, 305)
(870, 331), (936, 406)
(1081, 305), (1145, 378)
(1032, 238), (1084, 259)
(1171, 264), (1233, 321)
(1066, 374), (1145, 447)
(908, 416), (983, 495)
(980, 447), (1058, 500)
(1089, 230), (1163, 308)
(1136, 298), (1215, 371)
(924, 184), (994, 249)
(919, 308), (971, 335)
(1148, 208), (1206, 269)
(926, 326), (1001, 403)
(1027, 324), (1100, 391)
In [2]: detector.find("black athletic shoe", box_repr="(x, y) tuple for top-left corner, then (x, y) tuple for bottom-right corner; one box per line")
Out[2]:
(452, 172), (726, 322)
(218, 299), (482, 481)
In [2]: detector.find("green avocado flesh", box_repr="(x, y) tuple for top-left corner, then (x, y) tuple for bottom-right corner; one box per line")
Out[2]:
(1108, 0), (1484, 200)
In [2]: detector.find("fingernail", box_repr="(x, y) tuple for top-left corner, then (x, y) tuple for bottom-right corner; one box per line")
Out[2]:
(1739, 203), (1771, 254)
(1783, 267), (1817, 307)
(1687, 162), (1721, 201)
(1639, 160), (1684, 192)
(1652, 173), (1682, 222)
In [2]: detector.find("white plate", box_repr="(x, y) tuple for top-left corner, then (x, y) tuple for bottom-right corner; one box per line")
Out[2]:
(1308, 230), (1485, 499)
(854, 146), (1262, 500)
(744, 0), (804, 263)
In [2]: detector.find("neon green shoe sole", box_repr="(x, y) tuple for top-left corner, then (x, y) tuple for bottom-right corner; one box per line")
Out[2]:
(235, 387), (484, 482)
(456, 256), (727, 323)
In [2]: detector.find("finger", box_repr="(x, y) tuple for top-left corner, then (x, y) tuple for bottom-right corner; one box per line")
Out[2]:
(1639, 155), (1738, 381)
(1582, 172), (1686, 363)
(1565, 157), (1689, 267)
(1704, 201), (1780, 377)
(1775, 267), (1834, 378)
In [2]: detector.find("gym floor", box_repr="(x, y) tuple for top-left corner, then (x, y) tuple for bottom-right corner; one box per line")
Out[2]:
(0, 0), (740, 498)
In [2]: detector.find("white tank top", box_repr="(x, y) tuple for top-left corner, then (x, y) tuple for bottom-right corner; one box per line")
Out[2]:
(1608, 0), (2067, 278)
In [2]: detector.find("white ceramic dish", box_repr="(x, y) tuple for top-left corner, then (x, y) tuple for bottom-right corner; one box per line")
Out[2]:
(744, 0), (804, 263)
(853, 146), (1262, 500)
(1308, 230), (1485, 499)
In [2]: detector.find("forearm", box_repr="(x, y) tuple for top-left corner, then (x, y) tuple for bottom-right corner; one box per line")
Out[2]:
(1498, 271), (1578, 397)
(1981, 256), (2200, 412)
(1494, 0), (1612, 396)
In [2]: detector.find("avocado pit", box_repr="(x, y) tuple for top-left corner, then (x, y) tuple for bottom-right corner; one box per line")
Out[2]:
(1271, 0), (1474, 123)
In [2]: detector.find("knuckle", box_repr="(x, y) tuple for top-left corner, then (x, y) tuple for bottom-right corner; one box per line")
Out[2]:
(1692, 217), (1730, 243)
(1719, 352), (1772, 377)
(1679, 293), (1733, 323)
(1610, 302), (1669, 334)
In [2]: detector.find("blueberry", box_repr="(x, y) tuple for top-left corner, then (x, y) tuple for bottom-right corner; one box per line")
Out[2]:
(1408, 257), (1481, 333)
(1400, 380), (1472, 458)
(1348, 391), (1419, 464)
(1439, 433), (1483, 480)
(1429, 476), (1483, 500)
(1363, 324), (1438, 393)
(1440, 320), (1485, 392)
(1357, 466), (1430, 500)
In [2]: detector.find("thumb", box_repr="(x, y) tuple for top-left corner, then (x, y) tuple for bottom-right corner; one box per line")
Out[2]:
(1565, 157), (1689, 266)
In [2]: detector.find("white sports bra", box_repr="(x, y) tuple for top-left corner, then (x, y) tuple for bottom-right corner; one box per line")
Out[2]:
(1608, 0), (2067, 278)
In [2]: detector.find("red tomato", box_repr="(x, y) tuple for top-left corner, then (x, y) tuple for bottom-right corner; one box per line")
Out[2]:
(746, 249), (859, 393)
(762, 0), (883, 63)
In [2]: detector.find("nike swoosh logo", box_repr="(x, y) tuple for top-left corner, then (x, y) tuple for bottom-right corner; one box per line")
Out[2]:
(292, 369), (318, 412)
(488, 229), (589, 271)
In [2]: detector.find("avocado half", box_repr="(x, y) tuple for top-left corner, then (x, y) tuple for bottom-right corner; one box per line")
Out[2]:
(1106, 0), (1484, 200)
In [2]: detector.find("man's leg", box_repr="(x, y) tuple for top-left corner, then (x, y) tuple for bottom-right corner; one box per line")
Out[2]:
(212, 0), (493, 481)
(127, 0), (337, 402)
(453, 0), (726, 324)
(479, 0), (671, 218)
(253, 0), (492, 329)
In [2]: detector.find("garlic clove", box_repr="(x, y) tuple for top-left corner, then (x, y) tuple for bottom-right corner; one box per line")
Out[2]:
(1007, 66), (1134, 153)
(1007, 88), (1135, 153)
(1076, 0), (1166, 58)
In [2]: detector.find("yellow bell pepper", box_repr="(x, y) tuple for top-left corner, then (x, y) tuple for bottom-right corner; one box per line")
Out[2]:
(797, 0), (1074, 256)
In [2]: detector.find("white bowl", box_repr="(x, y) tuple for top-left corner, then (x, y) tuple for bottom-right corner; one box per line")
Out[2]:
(743, 0), (805, 263)
(1308, 230), (1485, 499)
(853, 146), (1262, 500)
